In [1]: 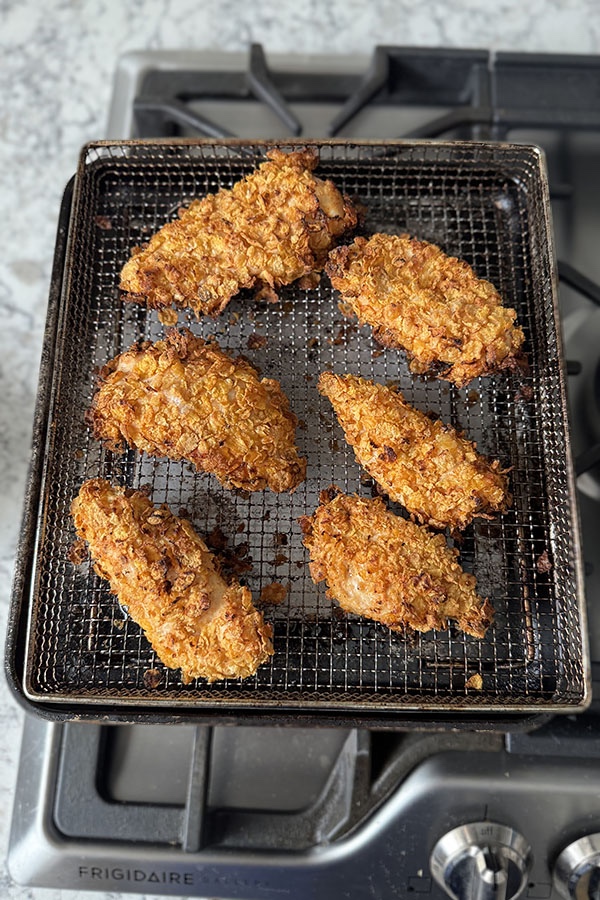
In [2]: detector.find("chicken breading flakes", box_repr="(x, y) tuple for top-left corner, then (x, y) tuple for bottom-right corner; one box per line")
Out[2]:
(326, 233), (526, 388)
(89, 329), (306, 493)
(71, 479), (273, 683)
(319, 372), (510, 531)
(300, 491), (493, 639)
(120, 148), (357, 317)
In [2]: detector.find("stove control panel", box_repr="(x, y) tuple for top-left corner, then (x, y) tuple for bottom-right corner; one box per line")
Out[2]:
(553, 834), (600, 899)
(431, 822), (532, 900)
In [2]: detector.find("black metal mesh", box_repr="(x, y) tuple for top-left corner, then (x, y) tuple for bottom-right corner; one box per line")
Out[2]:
(24, 139), (588, 713)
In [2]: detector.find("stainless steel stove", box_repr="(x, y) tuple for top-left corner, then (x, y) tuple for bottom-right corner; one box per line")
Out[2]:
(8, 46), (600, 900)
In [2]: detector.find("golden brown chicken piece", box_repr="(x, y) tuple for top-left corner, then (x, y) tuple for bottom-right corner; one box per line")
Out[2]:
(120, 148), (357, 317)
(300, 491), (493, 639)
(71, 479), (274, 682)
(89, 329), (306, 493)
(326, 233), (525, 388)
(319, 372), (510, 531)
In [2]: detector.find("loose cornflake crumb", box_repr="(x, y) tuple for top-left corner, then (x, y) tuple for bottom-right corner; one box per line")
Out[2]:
(536, 550), (552, 574)
(94, 215), (112, 230)
(143, 668), (163, 689)
(158, 307), (179, 326)
(259, 582), (289, 606)
(68, 539), (88, 566)
(247, 333), (268, 350)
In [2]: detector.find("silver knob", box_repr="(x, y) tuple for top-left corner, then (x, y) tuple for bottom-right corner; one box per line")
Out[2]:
(431, 822), (532, 900)
(554, 834), (600, 900)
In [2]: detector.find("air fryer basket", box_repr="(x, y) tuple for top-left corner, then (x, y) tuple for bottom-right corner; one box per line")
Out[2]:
(8, 139), (590, 722)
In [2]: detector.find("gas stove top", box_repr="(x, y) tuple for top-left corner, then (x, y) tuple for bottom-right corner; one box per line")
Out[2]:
(106, 47), (600, 678)
(8, 46), (600, 900)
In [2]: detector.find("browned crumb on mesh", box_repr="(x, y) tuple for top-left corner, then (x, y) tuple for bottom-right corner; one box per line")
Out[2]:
(514, 383), (534, 403)
(466, 673), (483, 690)
(205, 526), (229, 553)
(270, 553), (289, 567)
(143, 668), (163, 689)
(219, 540), (254, 579)
(259, 582), (289, 606)
(536, 550), (553, 574)
(68, 538), (88, 566)
(247, 333), (268, 350)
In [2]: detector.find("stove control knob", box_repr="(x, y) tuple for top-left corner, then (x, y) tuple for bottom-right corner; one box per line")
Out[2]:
(431, 822), (532, 900)
(554, 834), (600, 899)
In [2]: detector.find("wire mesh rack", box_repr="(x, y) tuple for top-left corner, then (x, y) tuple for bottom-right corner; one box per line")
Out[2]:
(17, 139), (589, 716)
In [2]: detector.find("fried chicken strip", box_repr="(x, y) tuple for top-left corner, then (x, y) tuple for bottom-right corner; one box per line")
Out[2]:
(90, 329), (306, 493)
(326, 233), (525, 388)
(71, 479), (273, 682)
(120, 148), (357, 317)
(300, 491), (493, 639)
(319, 372), (510, 531)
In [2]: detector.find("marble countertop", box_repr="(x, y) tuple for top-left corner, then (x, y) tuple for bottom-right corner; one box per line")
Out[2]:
(2, 1), (600, 897)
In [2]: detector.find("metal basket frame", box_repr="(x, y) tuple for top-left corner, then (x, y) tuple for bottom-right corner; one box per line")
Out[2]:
(11, 139), (590, 718)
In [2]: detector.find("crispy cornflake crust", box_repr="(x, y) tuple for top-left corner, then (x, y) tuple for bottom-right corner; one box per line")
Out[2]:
(120, 148), (357, 317)
(318, 372), (510, 531)
(71, 479), (273, 683)
(326, 233), (526, 388)
(300, 492), (493, 639)
(89, 329), (306, 493)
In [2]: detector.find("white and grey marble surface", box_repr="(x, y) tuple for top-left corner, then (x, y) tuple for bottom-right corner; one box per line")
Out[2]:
(2, 1), (600, 897)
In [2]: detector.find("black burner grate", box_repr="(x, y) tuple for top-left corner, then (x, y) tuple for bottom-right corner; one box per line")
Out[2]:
(132, 46), (600, 140)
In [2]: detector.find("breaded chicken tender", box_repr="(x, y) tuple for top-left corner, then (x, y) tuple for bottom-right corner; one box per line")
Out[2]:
(319, 373), (510, 531)
(71, 479), (273, 682)
(300, 491), (493, 639)
(326, 233), (525, 388)
(120, 148), (357, 317)
(90, 329), (306, 493)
